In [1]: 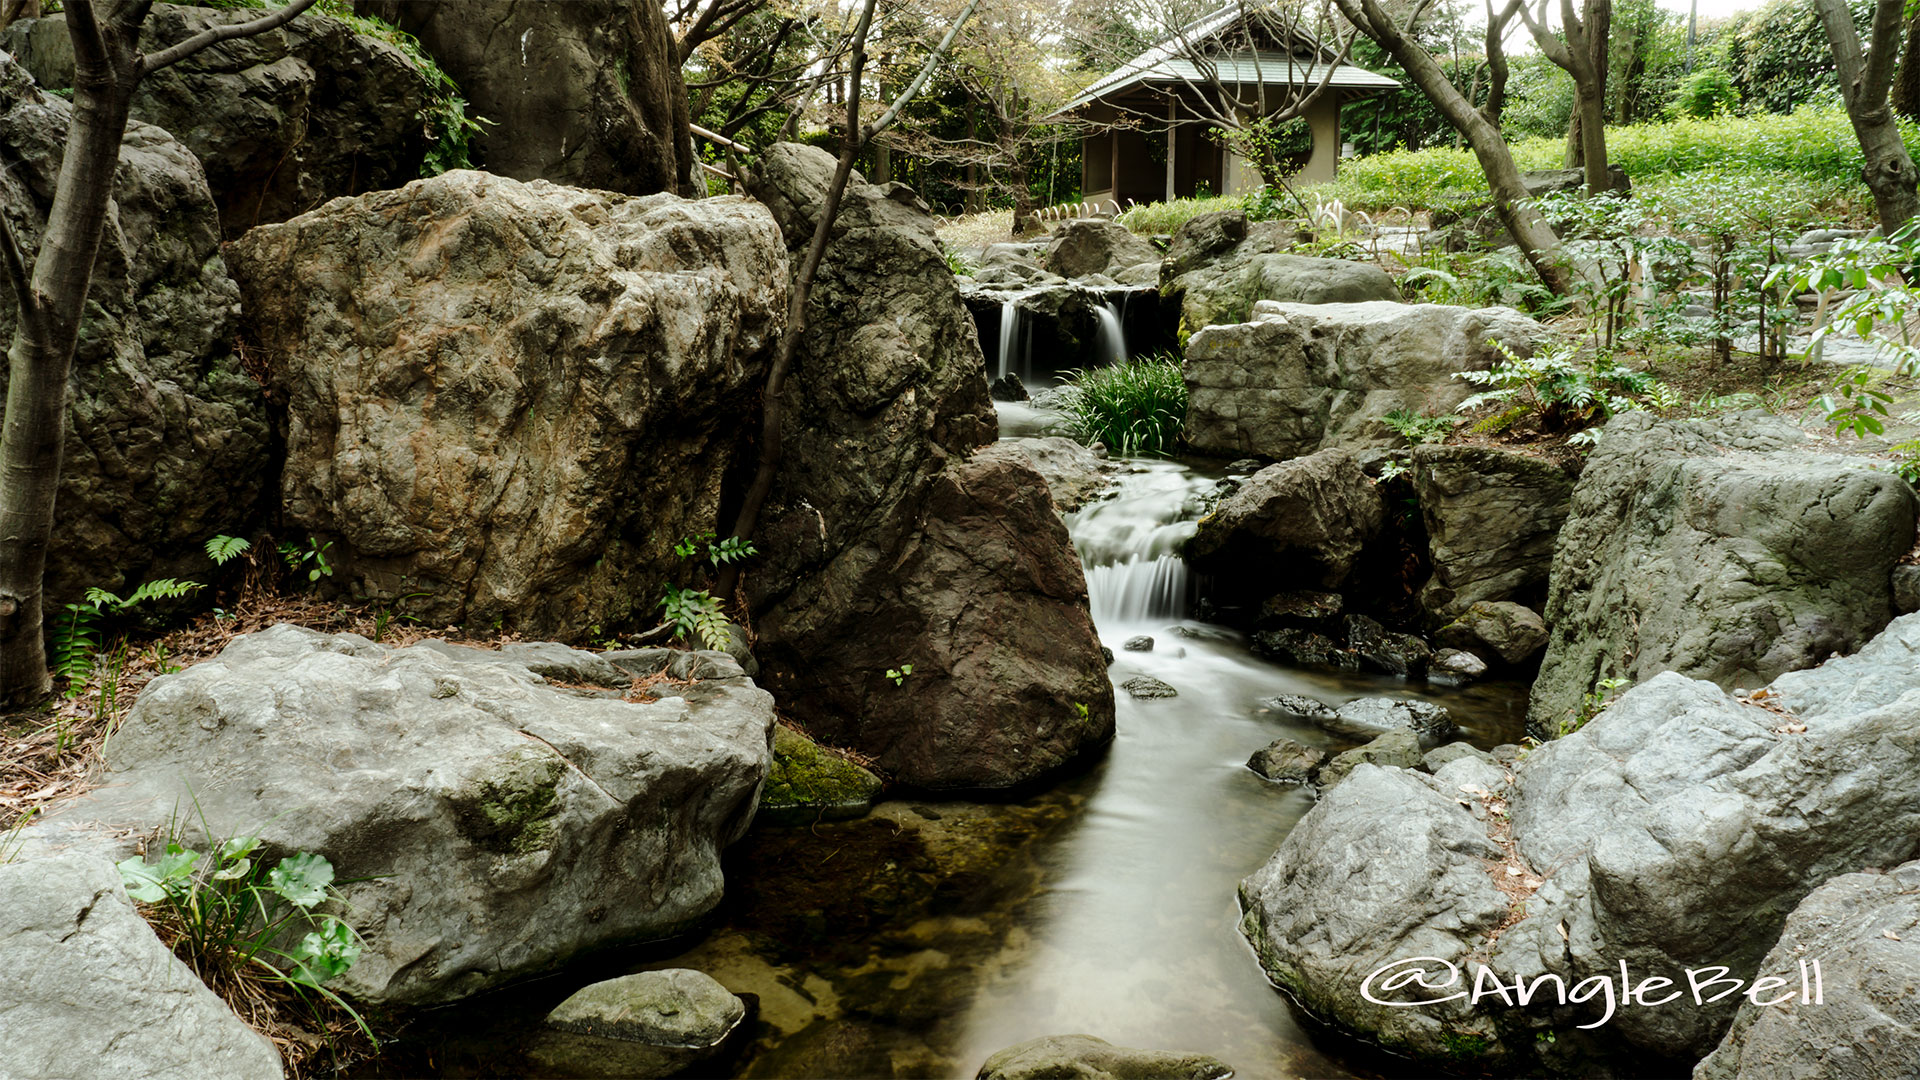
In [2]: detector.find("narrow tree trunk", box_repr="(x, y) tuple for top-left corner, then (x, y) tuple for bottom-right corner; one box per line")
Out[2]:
(1816, 0), (1920, 232)
(1893, 13), (1920, 121)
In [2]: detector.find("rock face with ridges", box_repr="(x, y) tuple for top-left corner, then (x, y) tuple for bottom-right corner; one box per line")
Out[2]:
(1160, 212), (1392, 330)
(1693, 861), (1920, 1080)
(8, 4), (433, 234)
(227, 171), (787, 637)
(1186, 448), (1384, 593)
(0, 59), (269, 608)
(357, 0), (693, 195)
(31, 625), (774, 1005)
(1240, 612), (1920, 1075)
(1183, 301), (1546, 461)
(745, 144), (1112, 791)
(1412, 445), (1575, 621)
(1528, 412), (1917, 738)
(0, 853), (285, 1080)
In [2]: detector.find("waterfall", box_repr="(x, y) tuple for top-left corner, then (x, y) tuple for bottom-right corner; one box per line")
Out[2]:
(997, 299), (1023, 381)
(1092, 301), (1127, 367)
(1063, 461), (1215, 628)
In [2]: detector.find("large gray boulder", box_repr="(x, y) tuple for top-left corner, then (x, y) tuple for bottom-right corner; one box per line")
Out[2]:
(1041, 219), (1160, 279)
(1528, 412), (1918, 738)
(0, 59), (269, 609)
(357, 0), (693, 195)
(1163, 220), (1397, 330)
(1186, 448), (1383, 593)
(1241, 611), (1920, 1074)
(0, 853), (285, 1080)
(226, 171), (786, 637)
(1694, 861), (1920, 1080)
(745, 144), (1113, 791)
(8, 4), (432, 235)
(1183, 302), (1546, 461)
(1412, 445), (1575, 621)
(28, 625), (774, 1006)
(976, 1034), (1232, 1080)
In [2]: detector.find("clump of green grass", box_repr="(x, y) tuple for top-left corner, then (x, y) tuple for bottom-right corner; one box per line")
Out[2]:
(1115, 195), (1245, 235)
(1054, 356), (1189, 457)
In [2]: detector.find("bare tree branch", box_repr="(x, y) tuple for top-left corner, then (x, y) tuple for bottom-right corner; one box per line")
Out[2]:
(136, 0), (317, 77)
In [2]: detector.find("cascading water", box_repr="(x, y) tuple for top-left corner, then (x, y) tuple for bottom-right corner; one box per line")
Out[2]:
(997, 298), (1025, 381)
(1090, 300), (1128, 367)
(1062, 461), (1214, 626)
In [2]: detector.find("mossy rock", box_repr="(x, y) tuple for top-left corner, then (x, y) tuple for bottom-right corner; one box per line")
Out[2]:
(758, 726), (883, 825)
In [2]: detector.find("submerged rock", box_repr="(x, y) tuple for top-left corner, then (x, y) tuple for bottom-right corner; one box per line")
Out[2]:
(976, 1034), (1232, 1080)
(30, 625), (773, 1005)
(0, 853), (285, 1080)
(529, 969), (746, 1079)
(1187, 448), (1384, 593)
(759, 725), (885, 825)
(1248, 737), (1327, 783)
(1122, 635), (1155, 652)
(1259, 694), (1339, 725)
(0, 59), (269, 609)
(1183, 301), (1545, 461)
(228, 170), (787, 637)
(1528, 412), (1917, 738)
(1121, 675), (1178, 699)
(1241, 611), (1920, 1074)
(1694, 861), (1920, 1080)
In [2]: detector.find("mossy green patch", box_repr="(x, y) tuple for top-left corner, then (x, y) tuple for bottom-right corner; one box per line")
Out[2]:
(761, 726), (883, 819)
(453, 746), (564, 855)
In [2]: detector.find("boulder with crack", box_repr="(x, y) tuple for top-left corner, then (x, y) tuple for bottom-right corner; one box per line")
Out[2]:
(28, 625), (774, 1006)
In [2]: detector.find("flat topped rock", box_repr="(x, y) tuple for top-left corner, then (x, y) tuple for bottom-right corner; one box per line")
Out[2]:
(977, 1034), (1233, 1080)
(1121, 675), (1178, 699)
(532, 969), (746, 1078)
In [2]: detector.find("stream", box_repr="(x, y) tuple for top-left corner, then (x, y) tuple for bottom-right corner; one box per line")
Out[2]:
(369, 398), (1529, 1080)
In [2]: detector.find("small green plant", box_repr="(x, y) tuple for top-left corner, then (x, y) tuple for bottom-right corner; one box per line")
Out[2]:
(659, 583), (733, 652)
(1455, 342), (1668, 434)
(1, 808), (38, 864)
(885, 664), (914, 686)
(1564, 677), (1632, 736)
(1378, 408), (1454, 447)
(943, 246), (978, 277)
(205, 535), (251, 565)
(1054, 355), (1189, 457)
(54, 578), (201, 692)
(279, 537), (335, 583)
(1816, 367), (1897, 438)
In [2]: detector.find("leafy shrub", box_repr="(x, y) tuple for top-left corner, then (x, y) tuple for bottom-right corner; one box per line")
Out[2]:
(1378, 408), (1455, 446)
(54, 578), (201, 690)
(1456, 342), (1672, 433)
(1670, 67), (1740, 119)
(1054, 356), (1188, 457)
(657, 533), (756, 652)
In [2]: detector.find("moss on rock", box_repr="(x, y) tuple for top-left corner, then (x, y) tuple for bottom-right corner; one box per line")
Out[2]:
(759, 726), (883, 824)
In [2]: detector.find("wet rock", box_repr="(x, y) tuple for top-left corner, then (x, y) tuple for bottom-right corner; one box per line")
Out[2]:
(1259, 694), (1339, 725)
(748, 144), (1114, 791)
(1184, 301), (1546, 461)
(1187, 448), (1384, 593)
(0, 853), (285, 1079)
(1427, 648), (1489, 687)
(9, 5), (432, 235)
(1251, 629), (1357, 671)
(1895, 564), (1920, 614)
(1695, 861), (1920, 1080)
(1248, 737), (1328, 784)
(976, 437), (1116, 513)
(358, 0), (693, 195)
(1042, 219), (1160, 278)
(977, 1034), (1232, 1080)
(28, 625), (772, 1005)
(1243, 612), (1920, 1072)
(529, 969), (746, 1079)
(1257, 590), (1343, 628)
(989, 373), (1030, 401)
(1344, 614), (1432, 678)
(1122, 636), (1154, 652)
(228, 170), (785, 636)
(1331, 697), (1456, 742)
(1121, 675), (1178, 699)
(1316, 728), (1424, 789)
(1528, 412), (1917, 738)
(0, 59), (269, 610)
(759, 726), (884, 825)
(1412, 445), (1575, 621)
(1436, 601), (1549, 666)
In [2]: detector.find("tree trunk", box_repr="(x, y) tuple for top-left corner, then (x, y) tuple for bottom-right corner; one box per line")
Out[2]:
(1335, 0), (1571, 293)
(1816, 0), (1920, 232)
(1894, 14), (1920, 121)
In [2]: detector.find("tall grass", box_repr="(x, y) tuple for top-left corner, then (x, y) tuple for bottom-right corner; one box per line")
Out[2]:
(1054, 356), (1189, 457)
(1303, 106), (1914, 213)
(1115, 195), (1246, 234)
